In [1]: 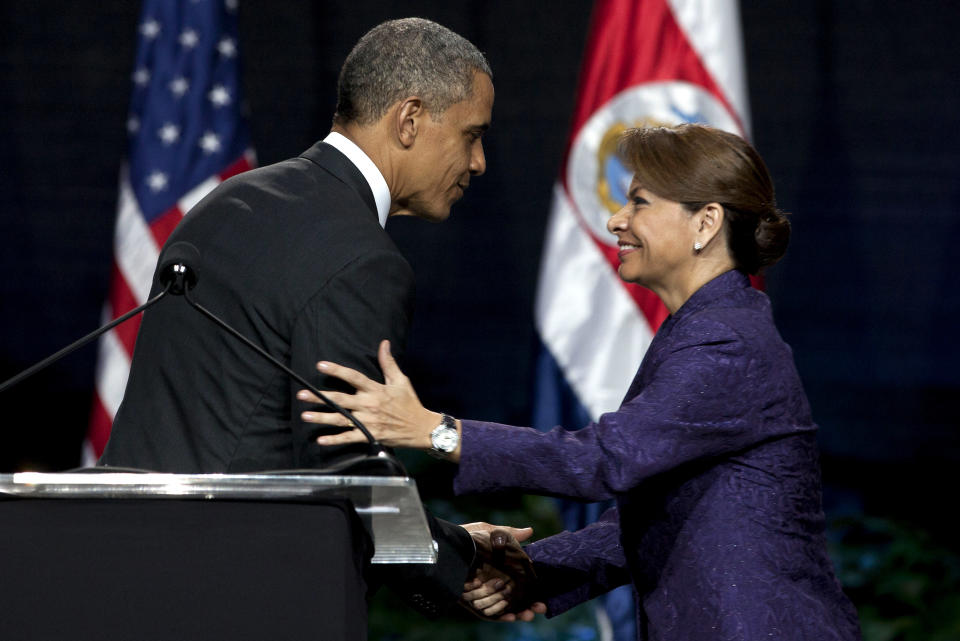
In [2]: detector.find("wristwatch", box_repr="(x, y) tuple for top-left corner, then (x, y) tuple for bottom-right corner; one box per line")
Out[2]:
(428, 414), (459, 458)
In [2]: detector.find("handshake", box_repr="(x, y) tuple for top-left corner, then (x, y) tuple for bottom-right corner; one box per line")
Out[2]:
(460, 522), (547, 622)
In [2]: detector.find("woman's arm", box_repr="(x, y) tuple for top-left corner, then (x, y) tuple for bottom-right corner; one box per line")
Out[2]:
(454, 316), (815, 500)
(300, 317), (814, 501)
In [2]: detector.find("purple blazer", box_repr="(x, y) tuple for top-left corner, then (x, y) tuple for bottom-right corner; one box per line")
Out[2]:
(454, 271), (860, 640)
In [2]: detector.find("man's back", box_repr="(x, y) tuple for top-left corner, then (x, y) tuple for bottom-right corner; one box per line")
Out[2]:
(101, 143), (414, 473)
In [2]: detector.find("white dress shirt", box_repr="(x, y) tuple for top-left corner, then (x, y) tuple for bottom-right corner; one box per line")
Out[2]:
(323, 131), (391, 228)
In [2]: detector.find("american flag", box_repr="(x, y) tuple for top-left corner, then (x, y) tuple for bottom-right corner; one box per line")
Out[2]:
(85, 0), (255, 463)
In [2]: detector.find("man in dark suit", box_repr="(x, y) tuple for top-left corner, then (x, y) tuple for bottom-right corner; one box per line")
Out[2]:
(100, 17), (518, 621)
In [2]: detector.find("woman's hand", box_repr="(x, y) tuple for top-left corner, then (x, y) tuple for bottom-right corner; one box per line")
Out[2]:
(463, 568), (547, 621)
(461, 522), (547, 621)
(298, 339), (443, 452)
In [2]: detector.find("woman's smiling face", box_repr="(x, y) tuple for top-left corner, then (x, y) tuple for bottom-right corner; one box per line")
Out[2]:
(606, 177), (697, 290)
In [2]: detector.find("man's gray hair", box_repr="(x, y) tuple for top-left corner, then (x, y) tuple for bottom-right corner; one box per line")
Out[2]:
(334, 18), (492, 125)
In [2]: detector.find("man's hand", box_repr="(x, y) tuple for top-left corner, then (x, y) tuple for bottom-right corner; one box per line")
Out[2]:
(460, 522), (547, 621)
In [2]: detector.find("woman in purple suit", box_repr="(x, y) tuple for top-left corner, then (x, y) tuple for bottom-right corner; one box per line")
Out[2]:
(300, 124), (861, 640)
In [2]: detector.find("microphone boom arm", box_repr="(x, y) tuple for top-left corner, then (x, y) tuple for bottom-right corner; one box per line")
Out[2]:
(182, 289), (385, 452)
(0, 282), (172, 394)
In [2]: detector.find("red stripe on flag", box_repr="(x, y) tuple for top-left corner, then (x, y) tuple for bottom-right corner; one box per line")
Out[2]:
(87, 394), (114, 458)
(220, 154), (253, 180)
(147, 152), (252, 250)
(149, 206), (184, 249)
(107, 262), (143, 355)
(148, 153), (252, 249)
(564, 0), (744, 174)
(591, 239), (670, 331)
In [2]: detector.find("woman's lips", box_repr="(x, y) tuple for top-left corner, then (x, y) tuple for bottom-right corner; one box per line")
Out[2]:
(617, 243), (640, 260)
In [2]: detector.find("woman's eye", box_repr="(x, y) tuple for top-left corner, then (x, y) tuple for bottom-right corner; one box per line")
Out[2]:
(632, 197), (647, 206)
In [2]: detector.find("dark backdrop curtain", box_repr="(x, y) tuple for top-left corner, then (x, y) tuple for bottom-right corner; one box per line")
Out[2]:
(1, 0), (958, 538)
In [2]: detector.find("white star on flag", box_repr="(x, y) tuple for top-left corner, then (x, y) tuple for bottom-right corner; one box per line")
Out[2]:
(146, 171), (169, 192)
(217, 37), (237, 58)
(199, 131), (222, 154)
(158, 123), (181, 145)
(169, 76), (190, 97)
(225, 0), (238, 12)
(127, 117), (140, 134)
(179, 29), (199, 49)
(132, 68), (150, 86)
(140, 19), (161, 39)
(208, 84), (231, 107)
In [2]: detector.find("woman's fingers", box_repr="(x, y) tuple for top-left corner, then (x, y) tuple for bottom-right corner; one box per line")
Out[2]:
(377, 340), (405, 384)
(296, 389), (354, 411)
(472, 587), (511, 611)
(296, 342), (433, 450)
(461, 522), (534, 544)
(296, 389), (323, 404)
(463, 578), (483, 591)
(497, 603), (546, 622)
(315, 360), (375, 391)
(463, 577), (506, 601)
(500, 526), (534, 543)
(301, 410), (352, 426)
(481, 600), (510, 617)
(315, 429), (367, 446)
(461, 569), (546, 622)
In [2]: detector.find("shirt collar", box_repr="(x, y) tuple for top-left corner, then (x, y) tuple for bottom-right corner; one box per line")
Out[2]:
(322, 131), (391, 227)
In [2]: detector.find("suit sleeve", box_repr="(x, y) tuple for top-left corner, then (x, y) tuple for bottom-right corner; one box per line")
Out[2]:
(526, 507), (631, 616)
(376, 512), (477, 619)
(288, 247), (476, 616)
(289, 247), (414, 470)
(455, 316), (815, 501)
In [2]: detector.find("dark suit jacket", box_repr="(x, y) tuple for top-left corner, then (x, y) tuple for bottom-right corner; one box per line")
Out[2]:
(101, 141), (474, 617)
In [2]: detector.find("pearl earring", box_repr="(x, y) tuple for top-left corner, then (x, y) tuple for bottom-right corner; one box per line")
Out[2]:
(693, 241), (703, 252)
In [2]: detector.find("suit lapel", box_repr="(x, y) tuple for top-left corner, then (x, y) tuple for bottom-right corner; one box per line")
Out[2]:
(299, 141), (379, 219)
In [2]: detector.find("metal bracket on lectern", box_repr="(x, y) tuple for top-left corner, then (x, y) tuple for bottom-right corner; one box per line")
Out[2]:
(0, 472), (436, 564)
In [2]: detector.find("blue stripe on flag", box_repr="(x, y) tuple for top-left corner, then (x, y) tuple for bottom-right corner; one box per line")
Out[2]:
(532, 342), (592, 435)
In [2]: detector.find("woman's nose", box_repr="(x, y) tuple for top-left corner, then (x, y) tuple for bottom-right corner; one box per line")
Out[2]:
(607, 204), (629, 234)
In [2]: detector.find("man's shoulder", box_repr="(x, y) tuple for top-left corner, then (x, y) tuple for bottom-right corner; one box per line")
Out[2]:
(186, 154), (373, 226)
(218, 155), (328, 200)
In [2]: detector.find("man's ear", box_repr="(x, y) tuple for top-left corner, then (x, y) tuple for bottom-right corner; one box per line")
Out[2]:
(395, 96), (424, 148)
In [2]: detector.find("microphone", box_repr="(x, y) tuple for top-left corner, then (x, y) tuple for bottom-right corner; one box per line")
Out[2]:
(161, 242), (405, 476)
(158, 241), (200, 295)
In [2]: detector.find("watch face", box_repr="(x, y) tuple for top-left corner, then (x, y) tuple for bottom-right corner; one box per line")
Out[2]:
(433, 428), (458, 452)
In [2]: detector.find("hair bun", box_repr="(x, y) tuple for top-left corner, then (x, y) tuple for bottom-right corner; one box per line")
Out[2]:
(754, 209), (791, 269)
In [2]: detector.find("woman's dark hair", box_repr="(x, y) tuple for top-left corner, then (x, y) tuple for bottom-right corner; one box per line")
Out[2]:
(618, 124), (790, 274)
